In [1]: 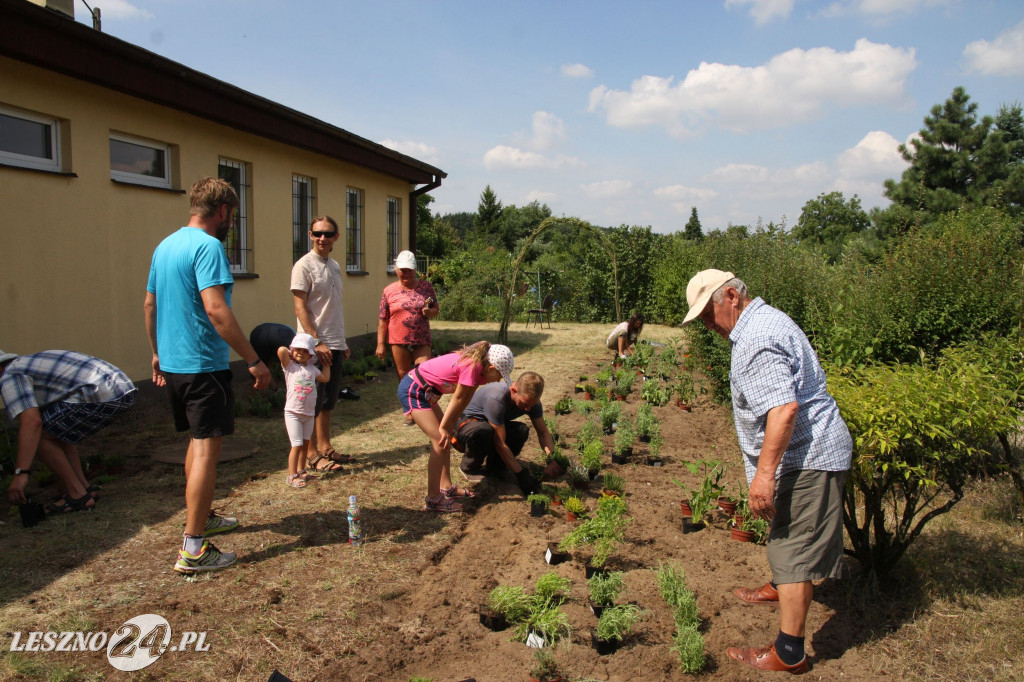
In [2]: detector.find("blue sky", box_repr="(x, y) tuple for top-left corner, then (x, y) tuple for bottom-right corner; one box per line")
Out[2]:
(82, 0), (1024, 233)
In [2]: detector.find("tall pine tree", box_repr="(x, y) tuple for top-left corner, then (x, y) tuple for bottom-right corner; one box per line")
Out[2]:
(683, 206), (703, 241)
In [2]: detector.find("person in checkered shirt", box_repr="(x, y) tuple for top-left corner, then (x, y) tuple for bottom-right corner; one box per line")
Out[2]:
(1, 349), (136, 512)
(683, 269), (852, 675)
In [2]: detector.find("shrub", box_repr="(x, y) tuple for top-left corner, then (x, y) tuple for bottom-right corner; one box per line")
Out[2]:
(587, 570), (625, 606)
(828, 334), (1024, 578)
(672, 626), (706, 674)
(595, 603), (642, 642)
(486, 585), (532, 623)
(533, 572), (571, 604)
(581, 440), (603, 475)
(560, 494), (630, 567)
(613, 417), (635, 456)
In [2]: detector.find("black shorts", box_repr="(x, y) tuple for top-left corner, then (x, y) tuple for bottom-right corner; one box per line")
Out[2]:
(314, 350), (344, 415)
(165, 369), (235, 438)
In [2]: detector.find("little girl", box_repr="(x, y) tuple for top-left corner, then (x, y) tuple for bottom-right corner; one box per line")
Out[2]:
(398, 341), (514, 512)
(277, 333), (331, 488)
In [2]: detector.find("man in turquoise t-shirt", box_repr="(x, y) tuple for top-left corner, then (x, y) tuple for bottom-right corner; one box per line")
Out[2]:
(144, 177), (270, 574)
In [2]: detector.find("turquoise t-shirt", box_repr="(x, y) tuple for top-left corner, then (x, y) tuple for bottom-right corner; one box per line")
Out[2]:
(146, 227), (234, 374)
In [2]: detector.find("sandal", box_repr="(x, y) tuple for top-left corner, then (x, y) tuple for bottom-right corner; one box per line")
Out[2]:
(307, 452), (343, 473)
(285, 474), (307, 489)
(319, 448), (355, 464)
(441, 485), (477, 499)
(424, 494), (462, 513)
(45, 492), (96, 514)
(297, 469), (314, 482)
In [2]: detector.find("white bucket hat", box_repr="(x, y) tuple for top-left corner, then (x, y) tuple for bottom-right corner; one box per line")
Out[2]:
(682, 269), (735, 325)
(487, 344), (515, 385)
(0, 349), (18, 366)
(394, 250), (418, 271)
(289, 333), (317, 354)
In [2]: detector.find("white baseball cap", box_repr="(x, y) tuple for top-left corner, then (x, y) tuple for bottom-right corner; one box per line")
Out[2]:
(682, 269), (735, 325)
(394, 250), (418, 271)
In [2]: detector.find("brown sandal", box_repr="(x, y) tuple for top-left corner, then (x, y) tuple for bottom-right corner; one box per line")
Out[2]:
(307, 452), (343, 472)
(320, 448), (355, 464)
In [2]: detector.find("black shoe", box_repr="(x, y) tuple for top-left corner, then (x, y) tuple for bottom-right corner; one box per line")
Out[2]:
(338, 387), (360, 400)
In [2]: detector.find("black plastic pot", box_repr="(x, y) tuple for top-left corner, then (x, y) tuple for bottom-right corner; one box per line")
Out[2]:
(591, 632), (619, 655)
(530, 502), (547, 517)
(611, 453), (628, 465)
(585, 565), (608, 579)
(545, 542), (569, 565)
(646, 457), (663, 467)
(479, 605), (509, 631)
(682, 518), (706, 534)
(589, 601), (609, 618)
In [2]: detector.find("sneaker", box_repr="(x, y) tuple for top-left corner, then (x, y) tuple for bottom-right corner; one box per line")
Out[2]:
(204, 511), (239, 536)
(173, 540), (237, 574)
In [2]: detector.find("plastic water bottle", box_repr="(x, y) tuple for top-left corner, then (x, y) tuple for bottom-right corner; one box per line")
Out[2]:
(347, 495), (363, 546)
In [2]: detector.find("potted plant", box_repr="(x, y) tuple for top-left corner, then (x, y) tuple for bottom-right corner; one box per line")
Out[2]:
(601, 472), (625, 497)
(544, 415), (561, 443)
(743, 515), (771, 544)
(640, 379), (671, 406)
(612, 417), (635, 463)
(560, 493), (630, 573)
(635, 403), (656, 442)
(730, 521), (756, 543)
(566, 461), (591, 490)
(564, 495), (586, 522)
(581, 440), (603, 479)
(674, 376), (696, 411)
(598, 401), (620, 435)
(592, 603), (642, 654)
(481, 584), (532, 631)
(613, 371), (634, 401)
(528, 493), (551, 517)
(645, 432), (664, 466)
(554, 397), (572, 415)
(587, 570), (625, 617)
(543, 447), (570, 480)
(545, 540), (570, 565)
(582, 382), (598, 401)
(529, 648), (566, 682)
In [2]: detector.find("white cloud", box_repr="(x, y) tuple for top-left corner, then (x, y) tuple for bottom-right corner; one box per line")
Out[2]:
(704, 162), (831, 209)
(96, 0), (153, 19)
(378, 139), (441, 164)
(588, 39), (916, 135)
(835, 130), (905, 180)
(525, 190), (558, 204)
(820, 0), (951, 18)
(725, 0), (796, 25)
(964, 21), (1024, 77)
(653, 184), (718, 202)
(529, 111), (565, 150)
(561, 63), (594, 78)
(580, 180), (633, 198)
(483, 145), (585, 170)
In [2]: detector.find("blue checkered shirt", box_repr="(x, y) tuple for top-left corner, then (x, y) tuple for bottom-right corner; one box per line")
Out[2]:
(728, 298), (851, 484)
(0, 351), (136, 420)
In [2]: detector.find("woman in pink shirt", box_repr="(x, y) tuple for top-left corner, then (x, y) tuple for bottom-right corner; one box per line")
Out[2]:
(376, 251), (439, 425)
(397, 341), (514, 512)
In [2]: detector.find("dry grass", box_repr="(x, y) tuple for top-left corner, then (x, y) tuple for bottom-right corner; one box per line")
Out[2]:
(1, 321), (1022, 681)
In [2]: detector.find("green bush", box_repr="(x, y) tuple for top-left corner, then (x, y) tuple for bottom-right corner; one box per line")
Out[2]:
(828, 334), (1024, 578)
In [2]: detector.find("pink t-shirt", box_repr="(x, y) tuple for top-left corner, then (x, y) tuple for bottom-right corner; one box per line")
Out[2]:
(379, 279), (437, 346)
(283, 359), (321, 416)
(415, 352), (485, 394)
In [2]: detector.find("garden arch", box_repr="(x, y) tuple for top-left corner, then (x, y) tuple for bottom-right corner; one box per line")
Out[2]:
(498, 216), (621, 344)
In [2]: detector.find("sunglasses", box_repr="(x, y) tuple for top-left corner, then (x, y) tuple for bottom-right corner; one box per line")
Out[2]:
(311, 231), (337, 239)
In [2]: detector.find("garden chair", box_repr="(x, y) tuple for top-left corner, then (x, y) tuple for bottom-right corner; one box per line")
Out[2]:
(526, 294), (554, 328)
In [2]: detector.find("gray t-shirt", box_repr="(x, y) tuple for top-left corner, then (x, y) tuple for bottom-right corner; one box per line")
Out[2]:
(462, 382), (542, 425)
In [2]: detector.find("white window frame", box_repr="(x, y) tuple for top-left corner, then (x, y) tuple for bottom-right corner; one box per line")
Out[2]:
(292, 174), (315, 262)
(346, 188), (364, 272)
(218, 157), (250, 273)
(109, 132), (171, 188)
(0, 104), (62, 172)
(386, 197), (401, 273)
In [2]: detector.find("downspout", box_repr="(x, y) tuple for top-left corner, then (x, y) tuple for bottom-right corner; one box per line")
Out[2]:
(409, 174), (443, 253)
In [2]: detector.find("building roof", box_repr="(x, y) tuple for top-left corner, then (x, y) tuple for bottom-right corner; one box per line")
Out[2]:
(0, 0), (446, 186)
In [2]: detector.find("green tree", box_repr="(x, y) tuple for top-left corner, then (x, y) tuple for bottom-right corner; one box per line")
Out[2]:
(416, 216), (461, 259)
(683, 207), (703, 241)
(792, 191), (870, 262)
(882, 87), (1022, 224)
(474, 185), (504, 242)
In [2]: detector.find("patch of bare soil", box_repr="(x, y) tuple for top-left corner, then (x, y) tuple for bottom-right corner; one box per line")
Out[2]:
(3, 323), (1016, 682)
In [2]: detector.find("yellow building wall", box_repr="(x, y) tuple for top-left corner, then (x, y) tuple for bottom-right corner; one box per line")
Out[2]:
(0, 56), (412, 381)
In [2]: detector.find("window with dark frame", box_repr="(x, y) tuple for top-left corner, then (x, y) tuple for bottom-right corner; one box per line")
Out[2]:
(386, 197), (401, 272)
(292, 174), (316, 262)
(346, 188), (364, 272)
(0, 105), (61, 172)
(217, 158), (251, 273)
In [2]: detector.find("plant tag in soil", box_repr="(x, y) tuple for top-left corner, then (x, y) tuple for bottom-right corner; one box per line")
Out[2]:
(526, 631), (546, 648)
(545, 547), (554, 564)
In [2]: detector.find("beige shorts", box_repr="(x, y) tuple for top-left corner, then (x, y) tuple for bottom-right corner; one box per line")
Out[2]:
(767, 469), (848, 584)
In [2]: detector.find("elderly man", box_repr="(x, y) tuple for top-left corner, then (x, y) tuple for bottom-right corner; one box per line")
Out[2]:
(682, 269), (851, 674)
(145, 177), (271, 574)
(2, 349), (135, 512)
(452, 371), (548, 496)
(290, 216), (351, 473)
